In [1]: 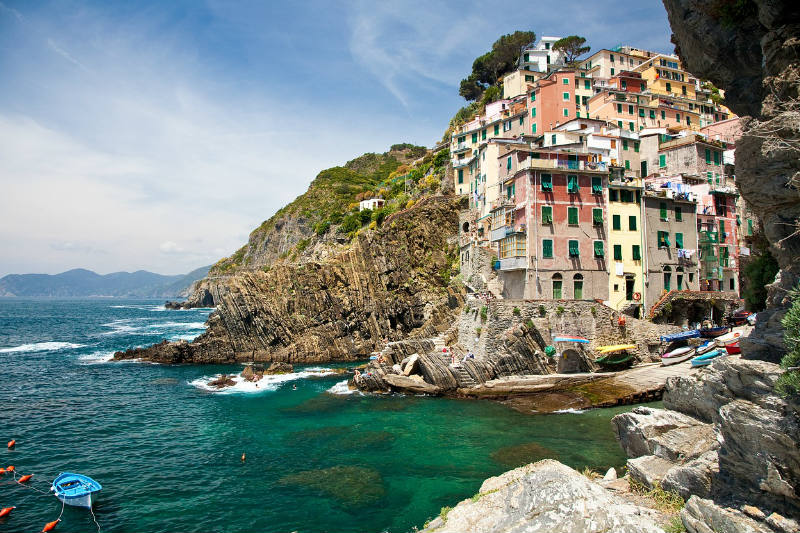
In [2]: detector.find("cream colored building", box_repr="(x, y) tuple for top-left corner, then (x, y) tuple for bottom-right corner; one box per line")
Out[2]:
(606, 172), (645, 316)
(503, 69), (544, 99)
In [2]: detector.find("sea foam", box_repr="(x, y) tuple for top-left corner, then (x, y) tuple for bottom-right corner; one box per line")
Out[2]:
(326, 379), (361, 396)
(0, 342), (86, 354)
(190, 368), (338, 394)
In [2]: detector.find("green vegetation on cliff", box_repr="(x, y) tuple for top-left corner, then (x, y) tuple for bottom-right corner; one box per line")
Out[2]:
(778, 284), (800, 396)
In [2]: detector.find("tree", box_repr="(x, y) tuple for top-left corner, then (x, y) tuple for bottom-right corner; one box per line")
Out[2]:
(459, 74), (484, 101)
(457, 30), (536, 101)
(552, 35), (591, 64)
(777, 284), (800, 396)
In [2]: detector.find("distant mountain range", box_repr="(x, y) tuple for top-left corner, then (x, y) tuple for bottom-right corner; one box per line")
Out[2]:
(0, 266), (211, 298)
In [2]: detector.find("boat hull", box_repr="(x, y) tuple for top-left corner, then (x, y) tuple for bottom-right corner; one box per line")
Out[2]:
(55, 492), (94, 509)
(700, 327), (730, 338)
(663, 346), (694, 359)
(691, 349), (724, 367)
(724, 342), (741, 355)
(661, 353), (694, 366)
(696, 342), (716, 355)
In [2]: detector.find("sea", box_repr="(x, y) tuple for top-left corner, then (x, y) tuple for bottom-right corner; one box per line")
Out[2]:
(1, 298), (636, 533)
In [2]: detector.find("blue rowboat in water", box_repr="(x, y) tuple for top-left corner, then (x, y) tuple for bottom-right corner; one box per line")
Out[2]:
(691, 349), (723, 367)
(51, 472), (102, 508)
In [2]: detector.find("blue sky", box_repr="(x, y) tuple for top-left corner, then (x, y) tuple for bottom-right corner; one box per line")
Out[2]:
(0, 0), (673, 276)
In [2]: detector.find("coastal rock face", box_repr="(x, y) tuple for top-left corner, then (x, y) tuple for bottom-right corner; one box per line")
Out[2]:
(614, 358), (800, 524)
(115, 196), (464, 364)
(420, 460), (666, 533)
(662, 0), (800, 361)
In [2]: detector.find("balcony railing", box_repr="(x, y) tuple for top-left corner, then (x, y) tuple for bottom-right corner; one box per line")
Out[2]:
(499, 256), (527, 271)
(451, 143), (470, 153)
(519, 159), (608, 173)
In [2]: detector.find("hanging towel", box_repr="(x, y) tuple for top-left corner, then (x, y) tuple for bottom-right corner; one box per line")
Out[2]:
(615, 262), (624, 276)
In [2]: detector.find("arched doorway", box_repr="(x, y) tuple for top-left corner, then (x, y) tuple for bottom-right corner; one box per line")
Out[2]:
(663, 266), (672, 292)
(557, 348), (590, 373)
(676, 266), (684, 290)
(573, 273), (584, 300)
(552, 273), (563, 299)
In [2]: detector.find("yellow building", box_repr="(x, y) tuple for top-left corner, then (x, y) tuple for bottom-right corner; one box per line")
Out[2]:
(606, 171), (645, 317)
(635, 54), (697, 101)
(502, 69), (544, 99)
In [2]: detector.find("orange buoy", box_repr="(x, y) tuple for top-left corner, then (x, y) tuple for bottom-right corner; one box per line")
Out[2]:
(0, 468), (5, 474)
(0, 506), (15, 518)
(17, 474), (32, 483)
(42, 519), (60, 532)
(6, 465), (14, 472)
(7, 440), (15, 449)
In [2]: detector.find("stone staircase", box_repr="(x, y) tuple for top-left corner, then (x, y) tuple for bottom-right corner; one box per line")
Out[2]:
(429, 333), (479, 387)
(451, 364), (478, 387)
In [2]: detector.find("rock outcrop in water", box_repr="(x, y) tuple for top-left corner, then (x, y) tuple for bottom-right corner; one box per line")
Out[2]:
(662, 0), (800, 362)
(612, 357), (800, 532)
(115, 196), (464, 364)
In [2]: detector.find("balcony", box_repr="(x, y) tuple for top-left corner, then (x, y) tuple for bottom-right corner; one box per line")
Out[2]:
(499, 256), (528, 271)
(451, 156), (475, 169)
(451, 143), (470, 154)
(520, 159), (608, 173)
(490, 225), (524, 242)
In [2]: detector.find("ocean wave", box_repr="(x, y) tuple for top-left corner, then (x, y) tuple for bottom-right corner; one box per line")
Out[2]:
(552, 408), (587, 414)
(78, 351), (115, 364)
(101, 319), (207, 336)
(326, 380), (361, 395)
(146, 322), (206, 330)
(109, 304), (166, 311)
(190, 368), (338, 394)
(0, 341), (86, 354)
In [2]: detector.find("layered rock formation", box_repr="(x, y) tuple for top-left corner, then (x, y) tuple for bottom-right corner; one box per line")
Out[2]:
(420, 460), (667, 533)
(662, 0), (800, 361)
(612, 357), (799, 532)
(115, 196), (464, 364)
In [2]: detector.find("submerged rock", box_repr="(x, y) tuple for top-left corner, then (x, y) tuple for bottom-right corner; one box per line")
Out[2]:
(490, 441), (559, 468)
(278, 465), (385, 508)
(420, 460), (665, 533)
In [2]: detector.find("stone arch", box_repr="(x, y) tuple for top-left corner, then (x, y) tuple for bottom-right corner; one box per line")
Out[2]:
(557, 348), (591, 373)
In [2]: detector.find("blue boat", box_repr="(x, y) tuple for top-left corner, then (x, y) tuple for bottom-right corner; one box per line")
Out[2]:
(660, 329), (700, 343)
(690, 349), (723, 367)
(51, 472), (102, 508)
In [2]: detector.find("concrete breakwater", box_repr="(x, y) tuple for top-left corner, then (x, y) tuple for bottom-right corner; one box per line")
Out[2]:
(353, 298), (681, 411)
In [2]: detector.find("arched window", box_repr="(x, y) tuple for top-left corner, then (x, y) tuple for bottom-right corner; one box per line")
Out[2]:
(663, 266), (672, 291)
(462, 221), (470, 233)
(552, 273), (563, 299)
(676, 266), (684, 290)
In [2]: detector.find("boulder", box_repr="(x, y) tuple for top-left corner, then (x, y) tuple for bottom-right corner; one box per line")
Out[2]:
(208, 374), (235, 389)
(382, 374), (440, 395)
(264, 362), (293, 374)
(627, 455), (674, 489)
(420, 460), (665, 533)
(662, 450), (719, 500)
(612, 406), (717, 462)
(681, 496), (774, 533)
(401, 353), (420, 376)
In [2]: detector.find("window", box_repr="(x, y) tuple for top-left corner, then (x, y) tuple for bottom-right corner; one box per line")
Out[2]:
(471, 133), (477, 143)
(714, 151), (720, 165)
(682, 85), (687, 96)
(594, 241), (605, 257)
(562, 77), (569, 85)
(592, 177), (602, 194)
(609, 189), (619, 202)
(617, 120), (623, 128)
(568, 207), (579, 225)
(612, 214), (621, 230)
(458, 169), (463, 184)
(542, 205), (553, 224)
(574, 275), (583, 299)
(730, 278), (735, 291)
(563, 91), (570, 101)
(494, 124), (499, 135)
(625, 159), (630, 170)
(542, 239), (553, 258)
(613, 244), (622, 260)
(634, 142), (640, 153)
(611, 67), (615, 75)
(664, 268), (672, 291)
(658, 230), (670, 248)
(676, 113), (681, 122)
(610, 54), (615, 62)
(632, 245), (641, 260)
(592, 208), (603, 225)
(676, 232), (684, 249)
(622, 80), (627, 90)
(617, 103), (623, 113)
(551, 134), (557, 145)
(482, 129), (486, 140)
(650, 110), (656, 119)
(506, 156), (512, 170)
(584, 79), (590, 89)
(563, 108), (569, 117)
(567, 175), (579, 193)
(531, 92), (536, 101)
(622, 139), (628, 151)
(747, 218), (753, 236)
(659, 154), (666, 168)
(553, 279), (562, 299)
(629, 122), (635, 131)
(628, 104), (634, 114)
(532, 123), (537, 133)
(541, 174), (553, 191)
(719, 219), (726, 236)
(568, 240), (580, 257)
(629, 215), (637, 231)
(705, 148), (712, 164)
(531, 107), (537, 117)
(660, 202), (668, 220)
(639, 108), (645, 117)
(687, 116), (691, 126)
(661, 110), (666, 120)
(666, 82), (671, 92)
(675, 207), (682, 221)
(707, 171), (713, 184)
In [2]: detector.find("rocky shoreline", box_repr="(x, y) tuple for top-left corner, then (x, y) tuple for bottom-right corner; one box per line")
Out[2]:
(420, 357), (799, 533)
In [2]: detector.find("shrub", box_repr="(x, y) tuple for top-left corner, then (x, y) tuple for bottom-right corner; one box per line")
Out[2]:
(556, 306), (565, 316)
(777, 284), (800, 396)
(525, 319), (535, 330)
(405, 199), (416, 209)
(372, 207), (390, 226)
(743, 249), (779, 311)
(475, 327), (482, 336)
(359, 208), (373, 225)
(480, 306), (488, 322)
(339, 212), (361, 234)
(591, 306), (597, 316)
(512, 306), (521, 316)
(295, 238), (311, 253)
(538, 305), (546, 317)
(314, 220), (331, 236)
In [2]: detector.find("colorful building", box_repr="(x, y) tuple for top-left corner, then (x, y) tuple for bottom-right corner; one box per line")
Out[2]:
(518, 36), (565, 73)
(606, 169), (645, 316)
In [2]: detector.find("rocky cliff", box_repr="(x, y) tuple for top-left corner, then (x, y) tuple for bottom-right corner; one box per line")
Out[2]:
(115, 195), (464, 364)
(612, 357), (799, 532)
(662, 0), (800, 361)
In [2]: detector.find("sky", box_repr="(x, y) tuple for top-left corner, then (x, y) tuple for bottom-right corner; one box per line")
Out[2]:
(0, 0), (674, 276)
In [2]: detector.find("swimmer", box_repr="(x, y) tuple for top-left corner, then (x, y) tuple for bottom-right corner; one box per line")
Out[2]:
(241, 453), (246, 462)
(292, 384), (297, 390)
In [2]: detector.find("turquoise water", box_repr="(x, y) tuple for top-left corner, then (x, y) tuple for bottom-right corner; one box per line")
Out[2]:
(0, 299), (635, 532)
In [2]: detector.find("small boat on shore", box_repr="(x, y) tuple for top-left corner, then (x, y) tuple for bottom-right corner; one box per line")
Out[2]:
(596, 344), (636, 354)
(553, 336), (589, 344)
(699, 326), (729, 338)
(51, 473), (102, 509)
(724, 341), (741, 355)
(696, 341), (716, 355)
(662, 352), (694, 366)
(714, 331), (742, 347)
(663, 346), (694, 359)
(691, 349), (723, 367)
(595, 352), (633, 367)
(660, 330), (700, 343)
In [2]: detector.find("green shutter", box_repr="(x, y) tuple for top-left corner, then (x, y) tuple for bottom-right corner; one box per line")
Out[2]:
(458, 169), (463, 184)
(584, 80), (590, 89)
(531, 108), (537, 117)
(661, 110), (666, 119)
(628, 215), (637, 231)
(622, 139), (628, 150)
(613, 244), (622, 260)
(494, 124), (499, 135)
(617, 103), (622, 113)
(482, 129), (486, 140)
(568, 207), (579, 225)
(660, 202), (668, 220)
(705, 148), (711, 163)
(592, 208), (603, 225)
(594, 241), (605, 257)
(675, 207), (682, 221)
(569, 240), (580, 257)
(676, 232), (684, 249)
(639, 108), (645, 117)
(519, 116), (524, 125)
(659, 154), (666, 168)
(714, 151), (720, 165)
(612, 214), (621, 230)
(625, 159), (630, 170)
(542, 205), (553, 224)
(472, 133), (477, 143)
(507, 156), (512, 170)
(591, 177), (602, 194)
(650, 110), (655, 119)
(628, 105), (634, 114)
(567, 175), (579, 193)
(747, 219), (753, 236)
(719, 220), (726, 235)
(542, 239), (553, 258)
(541, 174), (552, 191)
(531, 92), (536, 101)
(634, 142), (640, 153)
(553, 280), (562, 299)
(632, 245), (641, 260)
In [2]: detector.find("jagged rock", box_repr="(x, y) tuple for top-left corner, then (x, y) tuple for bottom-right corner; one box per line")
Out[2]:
(401, 353), (420, 376)
(603, 467), (617, 481)
(420, 460), (665, 533)
(681, 496), (775, 533)
(661, 450), (718, 500)
(207, 374), (235, 389)
(264, 362), (293, 374)
(627, 455), (674, 489)
(612, 406), (717, 462)
(766, 513), (800, 533)
(241, 365), (260, 382)
(382, 374), (440, 395)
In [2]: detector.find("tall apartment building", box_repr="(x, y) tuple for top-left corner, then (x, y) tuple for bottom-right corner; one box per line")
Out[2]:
(607, 169), (645, 316)
(518, 36), (566, 73)
(528, 69), (594, 134)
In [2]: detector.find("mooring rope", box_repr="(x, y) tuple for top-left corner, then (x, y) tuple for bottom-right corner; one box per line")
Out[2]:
(11, 470), (51, 496)
(90, 505), (101, 533)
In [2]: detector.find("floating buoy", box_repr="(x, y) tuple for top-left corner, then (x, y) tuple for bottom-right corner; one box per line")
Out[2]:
(7, 440), (15, 449)
(0, 468), (5, 474)
(6, 465), (14, 472)
(0, 506), (15, 517)
(42, 519), (60, 532)
(241, 452), (246, 462)
(17, 474), (32, 483)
